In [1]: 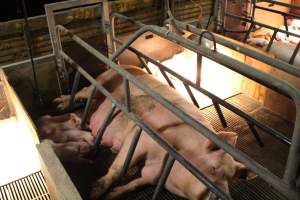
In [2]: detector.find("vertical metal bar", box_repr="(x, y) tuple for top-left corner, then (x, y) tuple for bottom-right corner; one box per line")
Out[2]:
(289, 42), (300, 65)
(159, 68), (175, 88)
(80, 86), (97, 128)
(93, 103), (117, 148)
(243, 22), (255, 43)
(266, 29), (278, 52)
(102, 0), (113, 57)
(284, 15), (289, 37)
(120, 127), (143, 177)
(68, 71), (81, 109)
(183, 83), (200, 108)
(212, 101), (228, 128)
(152, 155), (175, 200)
(247, 122), (264, 147)
(45, 6), (68, 94)
(196, 54), (202, 87)
(123, 78), (131, 112)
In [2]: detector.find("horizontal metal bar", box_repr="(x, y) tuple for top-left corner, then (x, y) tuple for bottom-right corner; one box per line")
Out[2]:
(226, 13), (300, 39)
(260, 0), (300, 10)
(113, 33), (291, 145)
(60, 50), (232, 200)
(57, 25), (300, 199)
(0, 54), (54, 69)
(44, 0), (101, 12)
(254, 4), (300, 19)
(169, 19), (300, 79)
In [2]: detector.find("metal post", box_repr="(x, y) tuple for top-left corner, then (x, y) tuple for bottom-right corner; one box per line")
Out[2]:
(81, 86), (97, 129)
(152, 155), (175, 200)
(123, 78), (131, 112)
(93, 103), (117, 148)
(120, 127), (143, 177)
(68, 71), (81, 109)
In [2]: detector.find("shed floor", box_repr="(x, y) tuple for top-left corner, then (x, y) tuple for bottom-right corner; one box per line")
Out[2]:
(64, 93), (292, 200)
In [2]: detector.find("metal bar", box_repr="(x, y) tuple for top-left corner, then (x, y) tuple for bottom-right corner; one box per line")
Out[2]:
(152, 155), (175, 200)
(113, 35), (291, 145)
(80, 86), (97, 129)
(283, 15), (289, 38)
(212, 101), (227, 128)
(60, 51), (233, 200)
(266, 29), (278, 52)
(0, 54), (54, 69)
(68, 71), (81, 109)
(260, 0), (300, 10)
(196, 54), (202, 86)
(171, 19), (300, 78)
(247, 122), (264, 147)
(255, 4), (300, 20)
(159, 68), (175, 88)
(120, 127), (143, 177)
(93, 103), (117, 148)
(123, 78), (131, 112)
(183, 83), (200, 108)
(243, 22), (255, 43)
(226, 13), (300, 39)
(289, 42), (300, 65)
(57, 26), (300, 199)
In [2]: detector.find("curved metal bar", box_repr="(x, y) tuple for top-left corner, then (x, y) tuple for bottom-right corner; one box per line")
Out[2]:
(56, 24), (300, 199)
(199, 30), (217, 52)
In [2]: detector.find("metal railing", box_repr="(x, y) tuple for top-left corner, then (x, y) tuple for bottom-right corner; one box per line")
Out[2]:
(221, 0), (300, 65)
(46, 1), (300, 199)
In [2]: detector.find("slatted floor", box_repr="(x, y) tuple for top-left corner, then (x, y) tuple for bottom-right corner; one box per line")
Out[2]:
(0, 171), (50, 200)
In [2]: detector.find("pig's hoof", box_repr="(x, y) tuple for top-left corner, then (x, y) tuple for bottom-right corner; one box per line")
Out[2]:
(53, 95), (70, 110)
(90, 178), (110, 199)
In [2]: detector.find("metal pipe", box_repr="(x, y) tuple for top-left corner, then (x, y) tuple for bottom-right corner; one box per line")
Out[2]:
(57, 25), (300, 199)
(152, 155), (175, 200)
(212, 101), (228, 128)
(183, 83), (200, 108)
(93, 103), (117, 149)
(120, 127), (143, 177)
(68, 71), (81, 109)
(169, 19), (300, 79)
(60, 51), (233, 200)
(112, 31), (291, 146)
(123, 78), (131, 112)
(80, 86), (97, 129)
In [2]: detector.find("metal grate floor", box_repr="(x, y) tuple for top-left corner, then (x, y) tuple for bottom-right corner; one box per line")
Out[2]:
(65, 93), (292, 200)
(0, 171), (50, 200)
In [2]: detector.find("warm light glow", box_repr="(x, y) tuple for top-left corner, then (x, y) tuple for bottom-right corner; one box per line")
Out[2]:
(148, 47), (243, 108)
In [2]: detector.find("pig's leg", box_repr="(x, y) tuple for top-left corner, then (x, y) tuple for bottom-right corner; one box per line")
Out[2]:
(105, 177), (148, 200)
(90, 130), (145, 199)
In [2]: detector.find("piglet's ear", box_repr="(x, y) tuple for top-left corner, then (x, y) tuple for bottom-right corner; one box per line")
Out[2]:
(205, 131), (238, 151)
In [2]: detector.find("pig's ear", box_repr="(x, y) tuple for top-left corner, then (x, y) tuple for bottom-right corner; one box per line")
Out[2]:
(217, 131), (238, 146)
(234, 161), (257, 180)
(205, 131), (238, 151)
